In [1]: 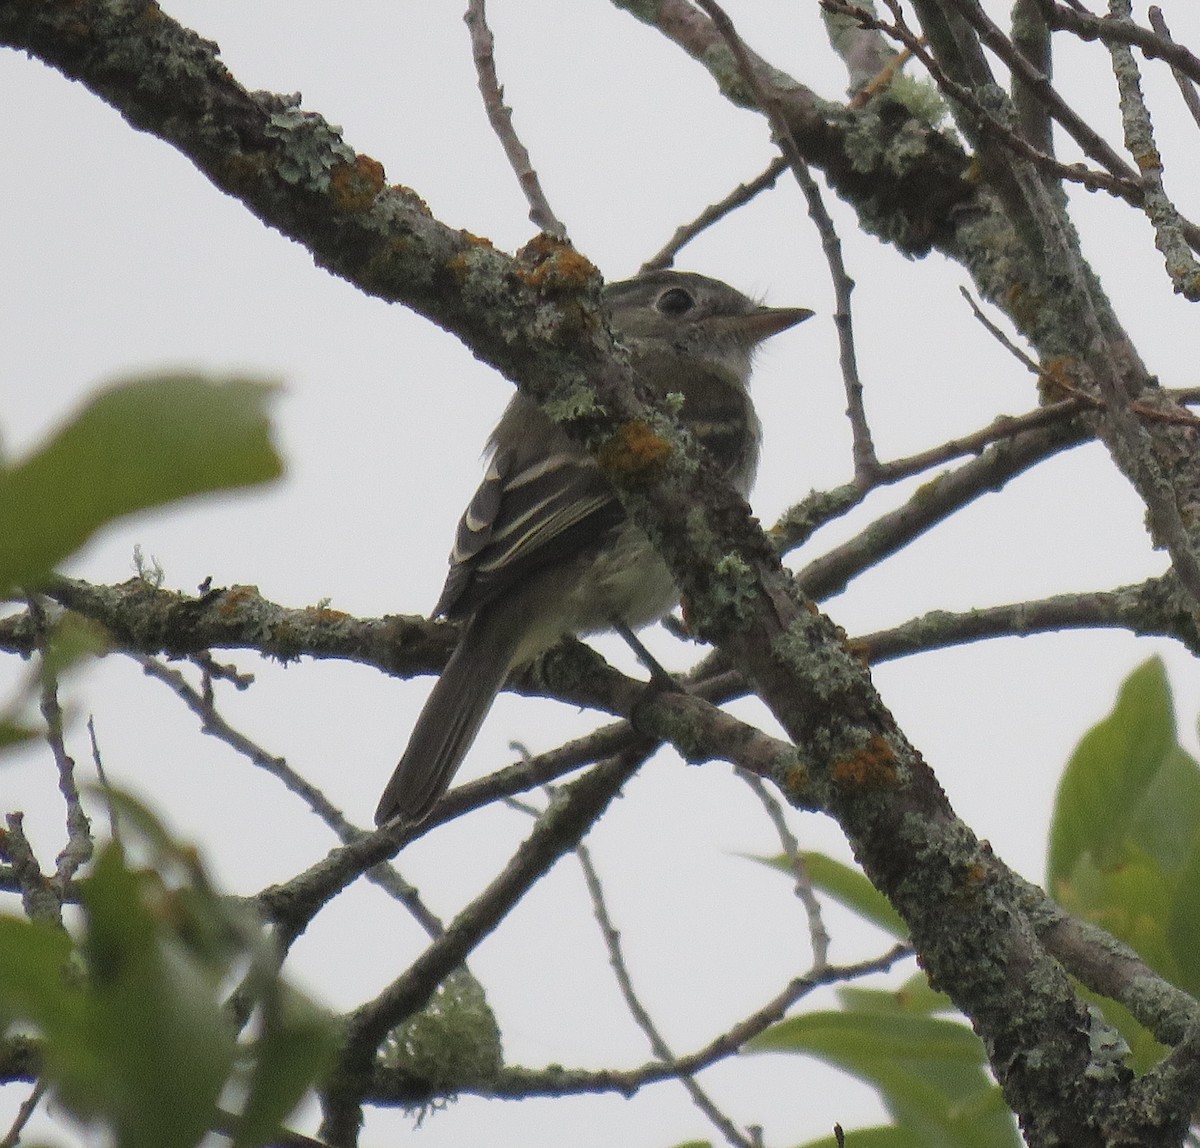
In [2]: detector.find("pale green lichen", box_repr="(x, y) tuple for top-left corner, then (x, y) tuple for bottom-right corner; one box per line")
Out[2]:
(542, 382), (605, 423)
(712, 552), (759, 624)
(843, 97), (952, 179)
(265, 103), (356, 190)
(1082, 1005), (1131, 1081)
(888, 74), (949, 129)
(379, 968), (503, 1109)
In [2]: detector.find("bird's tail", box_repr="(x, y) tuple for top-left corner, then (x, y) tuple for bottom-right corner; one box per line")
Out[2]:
(375, 609), (522, 827)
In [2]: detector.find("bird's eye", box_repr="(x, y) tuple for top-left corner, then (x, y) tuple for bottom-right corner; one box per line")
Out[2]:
(655, 286), (695, 316)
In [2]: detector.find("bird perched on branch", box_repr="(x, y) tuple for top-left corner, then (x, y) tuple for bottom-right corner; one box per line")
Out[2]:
(376, 269), (812, 827)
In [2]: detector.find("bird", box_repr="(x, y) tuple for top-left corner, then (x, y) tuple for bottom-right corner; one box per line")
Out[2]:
(375, 269), (812, 827)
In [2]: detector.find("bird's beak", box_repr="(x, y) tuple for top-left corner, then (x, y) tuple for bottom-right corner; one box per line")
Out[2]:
(742, 305), (815, 340)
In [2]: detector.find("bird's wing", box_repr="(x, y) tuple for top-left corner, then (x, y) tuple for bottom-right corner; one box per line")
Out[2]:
(433, 442), (622, 619)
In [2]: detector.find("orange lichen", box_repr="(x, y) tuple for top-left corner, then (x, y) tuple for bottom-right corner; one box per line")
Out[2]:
(831, 735), (899, 790)
(330, 154), (386, 213)
(780, 759), (811, 801)
(215, 585), (260, 618)
(304, 605), (351, 624)
(445, 232), (499, 285)
(845, 637), (872, 666)
(1134, 149), (1162, 173)
(964, 861), (988, 885)
(515, 234), (598, 293)
(597, 421), (673, 478)
(390, 183), (433, 216)
(1038, 355), (1079, 401)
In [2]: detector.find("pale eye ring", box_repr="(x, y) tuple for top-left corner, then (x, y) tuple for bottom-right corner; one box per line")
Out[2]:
(655, 286), (695, 316)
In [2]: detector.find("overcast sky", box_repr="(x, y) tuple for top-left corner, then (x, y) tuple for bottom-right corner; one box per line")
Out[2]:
(5, 3), (1200, 1145)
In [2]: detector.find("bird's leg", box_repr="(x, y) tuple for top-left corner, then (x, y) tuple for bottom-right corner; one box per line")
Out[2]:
(612, 619), (680, 690)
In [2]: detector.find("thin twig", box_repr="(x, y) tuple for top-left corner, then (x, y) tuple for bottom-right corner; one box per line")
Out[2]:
(770, 395), (1088, 555)
(641, 156), (789, 272)
(793, 416), (1088, 598)
(417, 944), (912, 1099)
(850, 49), (914, 109)
(1106, 0), (1200, 300)
(86, 716), (121, 845)
(0, 1079), (47, 1148)
(464, 0), (568, 238)
(691, 0), (878, 479)
(942, 0), (1139, 183)
(576, 841), (755, 1148)
(605, 951), (916, 1081)
(860, 573), (1200, 663)
(1148, 8), (1200, 131)
(135, 654), (445, 941)
(39, 656), (92, 894)
(324, 746), (649, 1144)
(795, 161), (878, 480)
(1046, 2), (1200, 88)
(958, 286), (1043, 375)
(738, 771), (830, 969)
(821, 0), (1144, 200)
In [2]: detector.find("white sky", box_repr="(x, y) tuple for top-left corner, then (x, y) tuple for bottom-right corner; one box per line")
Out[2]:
(5, 2), (1200, 1145)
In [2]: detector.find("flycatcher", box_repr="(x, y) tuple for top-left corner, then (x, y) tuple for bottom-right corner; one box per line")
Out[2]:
(376, 270), (812, 826)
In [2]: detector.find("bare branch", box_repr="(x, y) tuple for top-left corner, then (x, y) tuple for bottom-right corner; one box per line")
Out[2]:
(135, 654), (446, 942)
(739, 771), (831, 969)
(1045, 2), (1200, 88)
(374, 944), (912, 1101)
(2, 814), (58, 927)
(463, 0), (568, 238)
(1011, 0), (1054, 153)
(958, 286), (1043, 376)
(860, 574), (1200, 663)
(576, 841), (756, 1148)
(36, 632), (92, 895)
(941, 0), (1138, 183)
(323, 747), (648, 1143)
(796, 161), (879, 481)
(689, 0), (878, 477)
(1148, 8), (1200, 132)
(0, 1080), (47, 1148)
(640, 156), (788, 272)
(822, 0), (1144, 200)
(779, 407), (1088, 577)
(1105, 0), (1200, 300)
(821, 0), (902, 97)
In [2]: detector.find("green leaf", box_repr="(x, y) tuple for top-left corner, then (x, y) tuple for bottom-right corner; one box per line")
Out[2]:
(1045, 657), (1200, 1059)
(747, 1009), (1017, 1148)
(794, 1126), (923, 1148)
(837, 975), (954, 1018)
(0, 374), (281, 592)
(38, 612), (113, 678)
(65, 842), (238, 1148)
(231, 983), (337, 1148)
(0, 794), (334, 1148)
(1166, 830), (1200, 993)
(748, 851), (908, 940)
(0, 719), (39, 752)
(1047, 657), (1197, 883)
(0, 915), (76, 1031)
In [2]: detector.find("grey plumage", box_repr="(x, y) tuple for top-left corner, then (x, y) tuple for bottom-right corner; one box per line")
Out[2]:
(375, 270), (811, 827)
